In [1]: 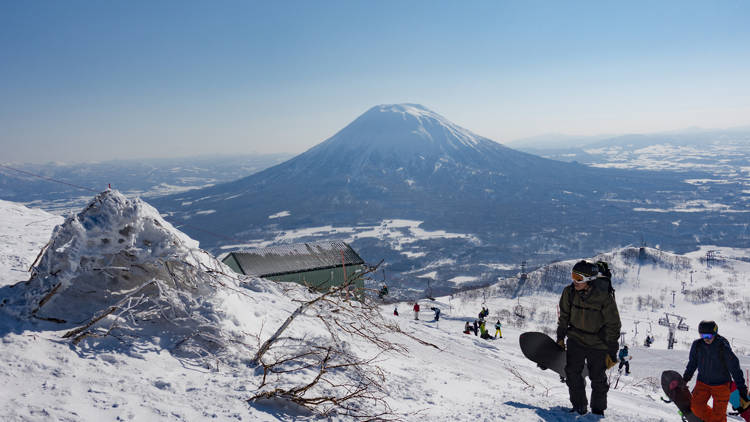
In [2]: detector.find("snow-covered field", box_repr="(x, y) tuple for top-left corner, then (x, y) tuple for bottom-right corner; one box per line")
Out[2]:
(1, 194), (749, 421)
(218, 218), (480, 256)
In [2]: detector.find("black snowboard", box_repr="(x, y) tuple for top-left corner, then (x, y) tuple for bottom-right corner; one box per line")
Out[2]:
(519, 331), (588, 380)
(661, 370), (704, 422)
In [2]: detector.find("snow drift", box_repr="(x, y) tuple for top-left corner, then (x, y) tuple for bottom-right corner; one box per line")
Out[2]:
(2, 190), (257, 360)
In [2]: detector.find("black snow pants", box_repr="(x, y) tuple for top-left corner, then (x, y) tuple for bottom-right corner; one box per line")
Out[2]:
(564, 337), (609, 412)
(618, 359), (630, 374)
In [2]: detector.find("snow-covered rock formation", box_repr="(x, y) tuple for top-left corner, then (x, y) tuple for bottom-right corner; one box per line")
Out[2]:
(3, 190), (259, 360)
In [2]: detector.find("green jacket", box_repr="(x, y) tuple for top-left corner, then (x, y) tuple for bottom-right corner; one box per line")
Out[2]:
(556, 279), (622, 350)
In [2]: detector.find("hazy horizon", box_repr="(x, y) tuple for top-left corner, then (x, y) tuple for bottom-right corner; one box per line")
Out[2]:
(2, 1), (749, 163)
(5, 119), (750, 166)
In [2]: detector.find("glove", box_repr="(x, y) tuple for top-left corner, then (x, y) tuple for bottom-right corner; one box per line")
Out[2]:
(557, 339), (566, 351)
(605, 354), (617, 369)
(739, 386), (749, 407)
(607, 342), (618, 368)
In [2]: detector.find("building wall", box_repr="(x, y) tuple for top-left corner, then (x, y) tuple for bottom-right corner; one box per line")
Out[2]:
(221, 253), (365, 298)
(222, 254), (243, 274)
(268, 266), (365, 297)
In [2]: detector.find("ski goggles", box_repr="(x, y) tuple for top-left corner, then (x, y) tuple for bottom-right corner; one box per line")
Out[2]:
(700, 333), (714, 340)
(572, 271), (597, 284)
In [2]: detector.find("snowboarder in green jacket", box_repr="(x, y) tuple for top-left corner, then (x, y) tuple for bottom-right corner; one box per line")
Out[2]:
(556, 260), (622, 416)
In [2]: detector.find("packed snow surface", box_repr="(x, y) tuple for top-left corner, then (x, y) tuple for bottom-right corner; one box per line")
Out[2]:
(1, 193), (750, 421)
(0, 200), (63, 288)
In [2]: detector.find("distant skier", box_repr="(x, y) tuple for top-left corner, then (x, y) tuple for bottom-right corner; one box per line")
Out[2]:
(494, 320), (503, 339)
(644, 335), (653, 348)
(682, 320), (748, 422)
(393, 307), (398, 316)
(479, 320), (492, 339)
(463, 321), (472, 334)
(478, 306), (489, 320)
(556, 260), (622, 416)
(378, 284), (388, 299)
(473, 320), (479, 336)
(431, 307), (441, 321)
(413, 302), (420, 320)
(618, 345), (630, 375)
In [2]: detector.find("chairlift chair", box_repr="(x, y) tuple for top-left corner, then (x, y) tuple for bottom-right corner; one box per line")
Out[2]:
(658, 315), (670, 327)
(677, 320), (689, 331)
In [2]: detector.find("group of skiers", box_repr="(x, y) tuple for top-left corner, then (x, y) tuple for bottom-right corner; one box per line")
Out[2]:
(460, 307), (502, 340)
(406, 300), (502, 340)
(556, 259), (748, 420)
(462, 318), (503, 340)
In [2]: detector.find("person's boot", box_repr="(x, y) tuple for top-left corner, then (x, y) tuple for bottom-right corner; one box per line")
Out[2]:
(569, 405), (587, 415)
(592, 408), (604, 416)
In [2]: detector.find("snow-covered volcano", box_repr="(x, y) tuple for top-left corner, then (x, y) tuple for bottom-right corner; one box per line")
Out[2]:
(298, 103), (539, 174)
(150, 104), (713, 296)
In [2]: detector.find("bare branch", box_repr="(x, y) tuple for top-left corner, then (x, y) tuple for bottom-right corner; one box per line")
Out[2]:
(505, 364), (535, 391)
(247, 263), (423, 420)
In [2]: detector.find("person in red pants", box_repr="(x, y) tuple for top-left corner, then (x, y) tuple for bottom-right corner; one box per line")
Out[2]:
(683, 321), (749, 422)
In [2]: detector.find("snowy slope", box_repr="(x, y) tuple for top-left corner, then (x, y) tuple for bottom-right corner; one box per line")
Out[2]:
(493, 246), (750, 354)
(1, 195), (749, 422)
(0, 199), (63, 288)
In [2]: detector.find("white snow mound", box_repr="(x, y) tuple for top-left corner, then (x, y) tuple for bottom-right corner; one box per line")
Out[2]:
(2, 190), (258, 361)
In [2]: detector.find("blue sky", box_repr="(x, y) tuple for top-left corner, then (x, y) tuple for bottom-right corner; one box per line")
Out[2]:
(1, 0), (749, 163)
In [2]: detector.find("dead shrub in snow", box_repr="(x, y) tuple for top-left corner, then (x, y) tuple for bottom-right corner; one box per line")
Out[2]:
(249, 270), (436, 421)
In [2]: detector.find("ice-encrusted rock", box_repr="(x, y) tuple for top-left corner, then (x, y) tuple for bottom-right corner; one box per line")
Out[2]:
(3, 190), (262, 360)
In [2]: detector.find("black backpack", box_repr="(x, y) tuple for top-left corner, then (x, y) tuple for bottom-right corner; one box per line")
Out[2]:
(595, 261), (613, 279)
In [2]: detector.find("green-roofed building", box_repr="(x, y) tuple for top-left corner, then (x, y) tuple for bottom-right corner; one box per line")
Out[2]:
(220, 241), (366, 296)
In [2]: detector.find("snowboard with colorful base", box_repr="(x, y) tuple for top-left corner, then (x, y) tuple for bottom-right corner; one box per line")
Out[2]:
(519, 331), (588, 381)
(660, 370), (704, 422)
(730, 382), (750, 422)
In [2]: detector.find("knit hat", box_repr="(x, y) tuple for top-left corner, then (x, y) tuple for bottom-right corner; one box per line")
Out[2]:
(572, 260), (599, 283)
(698, 320), (718, 334)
